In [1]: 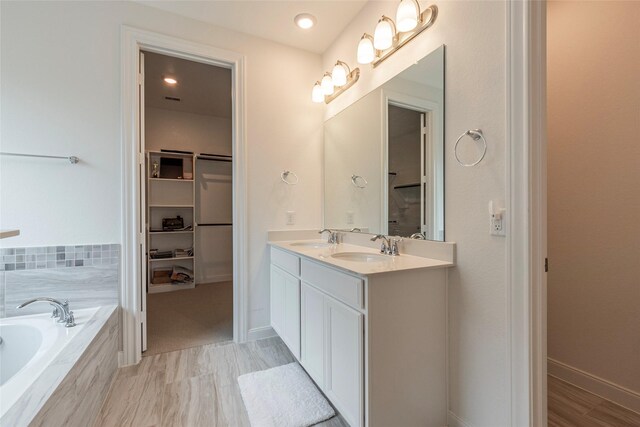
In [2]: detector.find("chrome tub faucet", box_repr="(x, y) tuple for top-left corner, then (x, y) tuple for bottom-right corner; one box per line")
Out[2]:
(17, 297), (76, 327)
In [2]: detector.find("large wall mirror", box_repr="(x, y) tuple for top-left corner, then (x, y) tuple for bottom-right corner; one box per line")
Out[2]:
(324, 45), (445, 240)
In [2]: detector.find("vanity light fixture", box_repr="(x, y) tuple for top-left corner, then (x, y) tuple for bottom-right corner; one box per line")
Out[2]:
(358, 3), (438, 67)
(311, 81), (324, 103)
(163, 77), (178, 85)
(311, 61), (360, 104)
(294, 13), (316, 29)
(357, 34), (375, 64)
(396, 0), (421, 32)
(321, 72), (334, 95)
(331, 61), (350, 87)
(373, 16), (396, 50)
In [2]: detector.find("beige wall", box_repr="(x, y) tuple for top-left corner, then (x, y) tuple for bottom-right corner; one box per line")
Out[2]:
(323, 1), (508, 425)
(547, 0), (640, 403)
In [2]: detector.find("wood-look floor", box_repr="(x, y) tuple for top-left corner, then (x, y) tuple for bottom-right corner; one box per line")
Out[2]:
(94, 337), (348, 427)
(548, 375), (640, 427)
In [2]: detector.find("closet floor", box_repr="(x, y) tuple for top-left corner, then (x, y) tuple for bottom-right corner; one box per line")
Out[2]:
(548, 375), (640, 427)
(145, 281), (233, 356)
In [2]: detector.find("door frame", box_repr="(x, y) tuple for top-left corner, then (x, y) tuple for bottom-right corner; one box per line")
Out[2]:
(506, 1), (547, 426)
(120, 26), (248, 366)
(381, 90), (442, 238)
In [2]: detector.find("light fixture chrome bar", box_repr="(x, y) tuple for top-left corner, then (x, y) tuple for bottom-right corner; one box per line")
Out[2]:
(372, 5), (438, 68)
(0, 152), (80, 164)
(324, 67), (361, 104)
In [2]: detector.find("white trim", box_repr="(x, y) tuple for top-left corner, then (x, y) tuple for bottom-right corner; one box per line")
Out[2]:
(528, 2), (548, 426)
(448, 410), (474, 427)
(120, 26), (248, 366)
(548, 358), (640, 414)
(247, 325), (277, 341)
(507, 1), (547, 425)
(199, 274), (234, 284)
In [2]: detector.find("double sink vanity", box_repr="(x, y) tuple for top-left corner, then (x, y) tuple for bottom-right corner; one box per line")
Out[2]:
(269, 43), (452, 426)
(269, 230), (455, 427)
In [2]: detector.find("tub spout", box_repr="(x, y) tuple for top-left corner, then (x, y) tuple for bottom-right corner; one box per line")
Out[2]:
(17, 297), (76, 327)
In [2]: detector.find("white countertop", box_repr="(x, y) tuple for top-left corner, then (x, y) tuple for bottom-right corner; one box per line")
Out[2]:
(269, 239), (454, 276)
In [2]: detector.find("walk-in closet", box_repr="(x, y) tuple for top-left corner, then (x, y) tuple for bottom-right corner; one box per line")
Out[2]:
(142, 51), (233, 355)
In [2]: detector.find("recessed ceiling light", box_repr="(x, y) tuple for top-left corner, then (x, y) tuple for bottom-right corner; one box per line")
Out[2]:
(294, 13), (316, 30)
(163, 77), (177, 85)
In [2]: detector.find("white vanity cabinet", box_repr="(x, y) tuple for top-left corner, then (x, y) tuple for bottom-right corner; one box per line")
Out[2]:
(270, 245), (448, 427)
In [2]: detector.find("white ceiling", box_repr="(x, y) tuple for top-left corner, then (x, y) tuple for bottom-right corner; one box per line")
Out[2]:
(144, 51), (232, 117)
(137, 1), (368, 54)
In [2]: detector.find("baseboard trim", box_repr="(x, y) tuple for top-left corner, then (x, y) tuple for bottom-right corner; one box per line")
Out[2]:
(548, 357), (640, 414)
(247, 325), (277, 341)
(447, 410), (474, 427)
(197, 274), (233, 284)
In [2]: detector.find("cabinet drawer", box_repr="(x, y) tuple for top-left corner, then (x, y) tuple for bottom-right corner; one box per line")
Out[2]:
(301, 259), (363, 310)
(271, 247), (300, 277)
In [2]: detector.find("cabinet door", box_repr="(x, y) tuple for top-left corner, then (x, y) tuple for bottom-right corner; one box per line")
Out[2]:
(270, 265), (300, 359)
(300, 282), (325, 388)
(270, 265), (286, 339)
(324, 297), (364, 427)
(283, 271), (300, 359)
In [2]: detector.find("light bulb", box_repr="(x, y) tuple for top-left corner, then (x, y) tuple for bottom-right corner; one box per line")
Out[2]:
(396, 0), (420, 32)
(311, 82), (324, 103)
(321, 73), (334, 95)
(332, 62), (348, 87)
(357, 34), (375, 64)
(163, 77), (177, 85)
(373, 17), (395, 50)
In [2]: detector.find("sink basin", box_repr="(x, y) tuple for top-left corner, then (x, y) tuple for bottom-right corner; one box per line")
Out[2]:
(290, 241), (331, 249)
(331, 252), (389, 263)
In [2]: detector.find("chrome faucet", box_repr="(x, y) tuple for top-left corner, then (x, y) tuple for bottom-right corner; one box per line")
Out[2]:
(371, 234), (402, 256)
(17, 297), (76, 327)
(371, 234), (391, 254)
(319, 229), (340, 244)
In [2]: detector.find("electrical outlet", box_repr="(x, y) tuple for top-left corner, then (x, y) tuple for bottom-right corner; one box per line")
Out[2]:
(490, 208), (506, 236)
(347, 211), (354, 225)
(286, 211), (296, 225)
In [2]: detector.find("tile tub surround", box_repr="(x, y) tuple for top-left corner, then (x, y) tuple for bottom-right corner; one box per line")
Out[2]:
(0, 244), (119, 271)
(1, 305), (119, 427)
(2, 264), (119, 318)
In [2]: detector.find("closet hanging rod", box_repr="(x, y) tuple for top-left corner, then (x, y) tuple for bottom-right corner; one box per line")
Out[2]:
(0, 152), (79, 164)
(197, 223), (233, 227)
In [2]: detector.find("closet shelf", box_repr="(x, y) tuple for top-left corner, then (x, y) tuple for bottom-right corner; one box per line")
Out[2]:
(149, 230), (194, 235)
(148, 204), (194, 208)
(148, 256), (194, 262)
(148, 178), (194, 182)
(393, 183), (421, 189)
(148, 281), (195, 294)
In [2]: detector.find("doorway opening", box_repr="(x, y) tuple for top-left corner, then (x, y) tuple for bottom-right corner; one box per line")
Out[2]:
(387, 104), (427, 238)
(140, 51), (234, 356)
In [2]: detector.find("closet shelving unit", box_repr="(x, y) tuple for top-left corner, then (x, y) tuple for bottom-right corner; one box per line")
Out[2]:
(146, 150), (196, 294)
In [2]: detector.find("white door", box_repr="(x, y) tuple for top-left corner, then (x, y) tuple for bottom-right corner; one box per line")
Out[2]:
(138, 51), (148, 352)
(300, 282), (325, 388)
(324, 296), (364, 427)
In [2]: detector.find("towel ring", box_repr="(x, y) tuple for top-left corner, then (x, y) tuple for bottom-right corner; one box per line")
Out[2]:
(454, 129), (487, 167)
(281, 170), (299, 185)
(351, 174), (368, 189)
